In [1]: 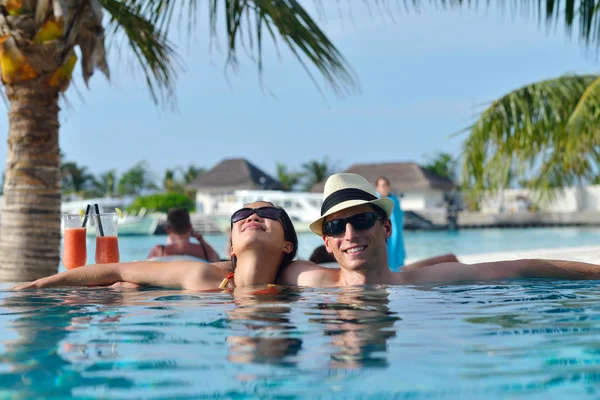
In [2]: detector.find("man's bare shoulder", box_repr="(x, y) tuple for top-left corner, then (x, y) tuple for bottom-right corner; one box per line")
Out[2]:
(279, 260), (340, 287)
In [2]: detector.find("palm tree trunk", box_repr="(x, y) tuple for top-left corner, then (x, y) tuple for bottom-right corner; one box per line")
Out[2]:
(0, 82), (61, 281)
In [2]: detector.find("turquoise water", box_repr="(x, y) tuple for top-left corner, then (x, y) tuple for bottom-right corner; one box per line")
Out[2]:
(3, 282), (600, 398)
(64, 227), (600, 270)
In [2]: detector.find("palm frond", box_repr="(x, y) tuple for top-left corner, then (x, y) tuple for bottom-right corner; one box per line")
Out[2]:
(420, 0), (600, 50)
(96, 1), (600, 105)
(213, 0), (357, 96)
(567, 76), (600, 129)
(100, 0), (182, 106)
(97, 0), (360, 104)
(461, 74), (600, 200)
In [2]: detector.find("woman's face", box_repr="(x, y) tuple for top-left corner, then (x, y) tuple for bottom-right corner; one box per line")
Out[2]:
(230, 201), (291, 258)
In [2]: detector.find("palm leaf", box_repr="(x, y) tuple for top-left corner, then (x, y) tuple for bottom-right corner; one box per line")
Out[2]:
(99, 0), (358, 102)
(567, 75), (600, 129)
(461, 74), (600, 202)
(95, 1), (600, 106)
(100, 0), (181, 106)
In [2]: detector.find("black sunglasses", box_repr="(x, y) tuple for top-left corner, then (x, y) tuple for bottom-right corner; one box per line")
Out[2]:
(323, 212), (383, 237)
(231, 206), (283, 224)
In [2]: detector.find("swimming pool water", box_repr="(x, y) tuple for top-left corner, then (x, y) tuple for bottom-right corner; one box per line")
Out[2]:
(2, 281), (600, 398)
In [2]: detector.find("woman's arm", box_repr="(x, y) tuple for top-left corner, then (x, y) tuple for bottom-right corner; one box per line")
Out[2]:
(13, 260), (225, 291)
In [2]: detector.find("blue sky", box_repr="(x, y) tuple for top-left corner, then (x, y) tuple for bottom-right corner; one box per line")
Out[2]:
(0, 2), (598, 183)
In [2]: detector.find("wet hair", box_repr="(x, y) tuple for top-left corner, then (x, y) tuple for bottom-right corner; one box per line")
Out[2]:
(166, 208), (192, 234)
(230, 201), (298, 273)
(309, 245), (336, 264)
(375, 176), (390, 186)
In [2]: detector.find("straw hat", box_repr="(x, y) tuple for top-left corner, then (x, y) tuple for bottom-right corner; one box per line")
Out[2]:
(309, 173), (394, 235)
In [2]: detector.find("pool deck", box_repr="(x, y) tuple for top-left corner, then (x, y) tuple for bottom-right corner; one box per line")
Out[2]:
(409, 245), (600, 265)
(318, 245), (600, 270)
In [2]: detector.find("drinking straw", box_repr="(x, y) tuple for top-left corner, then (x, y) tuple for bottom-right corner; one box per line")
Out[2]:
(81, 204), (91, 228)
(94, 203), (105, 236)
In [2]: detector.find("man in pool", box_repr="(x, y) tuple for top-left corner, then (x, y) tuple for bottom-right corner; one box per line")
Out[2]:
(278, 173), (600, 287)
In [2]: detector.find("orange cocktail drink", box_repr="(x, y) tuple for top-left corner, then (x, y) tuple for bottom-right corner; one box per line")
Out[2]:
(93, 213), (120, 264)
(62, 214), (87, 269)
(96, 235), (120, 264)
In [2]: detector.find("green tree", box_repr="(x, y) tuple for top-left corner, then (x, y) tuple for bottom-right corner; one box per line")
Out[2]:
(128, 193), (195, 214)
(163, 168), (184, 193)
(0, 1), (356, 281)
(60, 162), (94, 194)
(89, 170), (118, 198)
(181, 165), (205, 185)
(276, 162), (303, 191)
(422, 152), (458, 181)
(117, 161), (158, 197)
(301, 158), (337, 190)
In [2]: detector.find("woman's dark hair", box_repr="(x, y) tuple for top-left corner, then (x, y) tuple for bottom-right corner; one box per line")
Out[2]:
(230, 202), (298, 272)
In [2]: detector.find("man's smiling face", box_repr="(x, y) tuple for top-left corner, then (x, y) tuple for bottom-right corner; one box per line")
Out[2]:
(322, 204), (391, 272)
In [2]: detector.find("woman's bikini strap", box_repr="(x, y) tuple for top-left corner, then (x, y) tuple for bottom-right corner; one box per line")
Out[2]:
(219, 273), (235, 289)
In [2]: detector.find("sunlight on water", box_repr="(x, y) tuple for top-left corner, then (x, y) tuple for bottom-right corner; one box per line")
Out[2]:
(2, 282), (600, 398)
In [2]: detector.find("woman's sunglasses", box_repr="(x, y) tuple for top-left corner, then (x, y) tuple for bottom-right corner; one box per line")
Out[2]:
(323, 212), (382, 237)
(231, 206), (283, 224)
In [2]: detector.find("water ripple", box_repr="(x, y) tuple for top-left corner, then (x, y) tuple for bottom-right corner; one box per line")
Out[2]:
(2, 282), (600, 398)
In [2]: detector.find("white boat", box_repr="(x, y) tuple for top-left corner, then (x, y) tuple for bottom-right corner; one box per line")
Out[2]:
(196, 190), (323, 233)
(61, 197), (160, 236)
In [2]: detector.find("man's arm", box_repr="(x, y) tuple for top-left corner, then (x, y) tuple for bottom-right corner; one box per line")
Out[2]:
(278, 260), (339, 287)
(397, 259), (600, 285)
(402, 253), (459, 271)
(13, 260), (225, 291)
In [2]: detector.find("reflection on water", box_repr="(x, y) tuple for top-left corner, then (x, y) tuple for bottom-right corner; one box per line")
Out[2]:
(226, 287), (303, 366)
(3, 282), (600, 397)
(309, 287), (400, 368)
(0, 290), (136, 397)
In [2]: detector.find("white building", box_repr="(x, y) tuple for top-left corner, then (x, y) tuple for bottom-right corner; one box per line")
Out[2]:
(479, 185), (600, 213)
(186, 158), (323, 232)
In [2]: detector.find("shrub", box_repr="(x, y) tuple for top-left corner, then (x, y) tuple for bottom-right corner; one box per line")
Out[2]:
(128, 193), (195, 213)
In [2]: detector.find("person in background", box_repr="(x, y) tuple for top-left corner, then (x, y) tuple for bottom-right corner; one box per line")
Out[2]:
(375, 176), (457, 271)
(147, 208), (221, 262)
(309, 245), (337, 265)
(374, 177), (406, 271)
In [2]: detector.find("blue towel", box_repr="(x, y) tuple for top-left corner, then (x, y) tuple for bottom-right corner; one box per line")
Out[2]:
(379, 193), (406, 271)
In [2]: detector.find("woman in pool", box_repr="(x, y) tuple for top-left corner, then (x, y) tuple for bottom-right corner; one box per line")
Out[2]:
(14, 201), (298, 291)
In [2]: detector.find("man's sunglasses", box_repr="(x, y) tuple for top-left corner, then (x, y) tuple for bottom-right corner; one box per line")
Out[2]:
(231, 206), (283, 224)
(323, 212), (382, 237)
